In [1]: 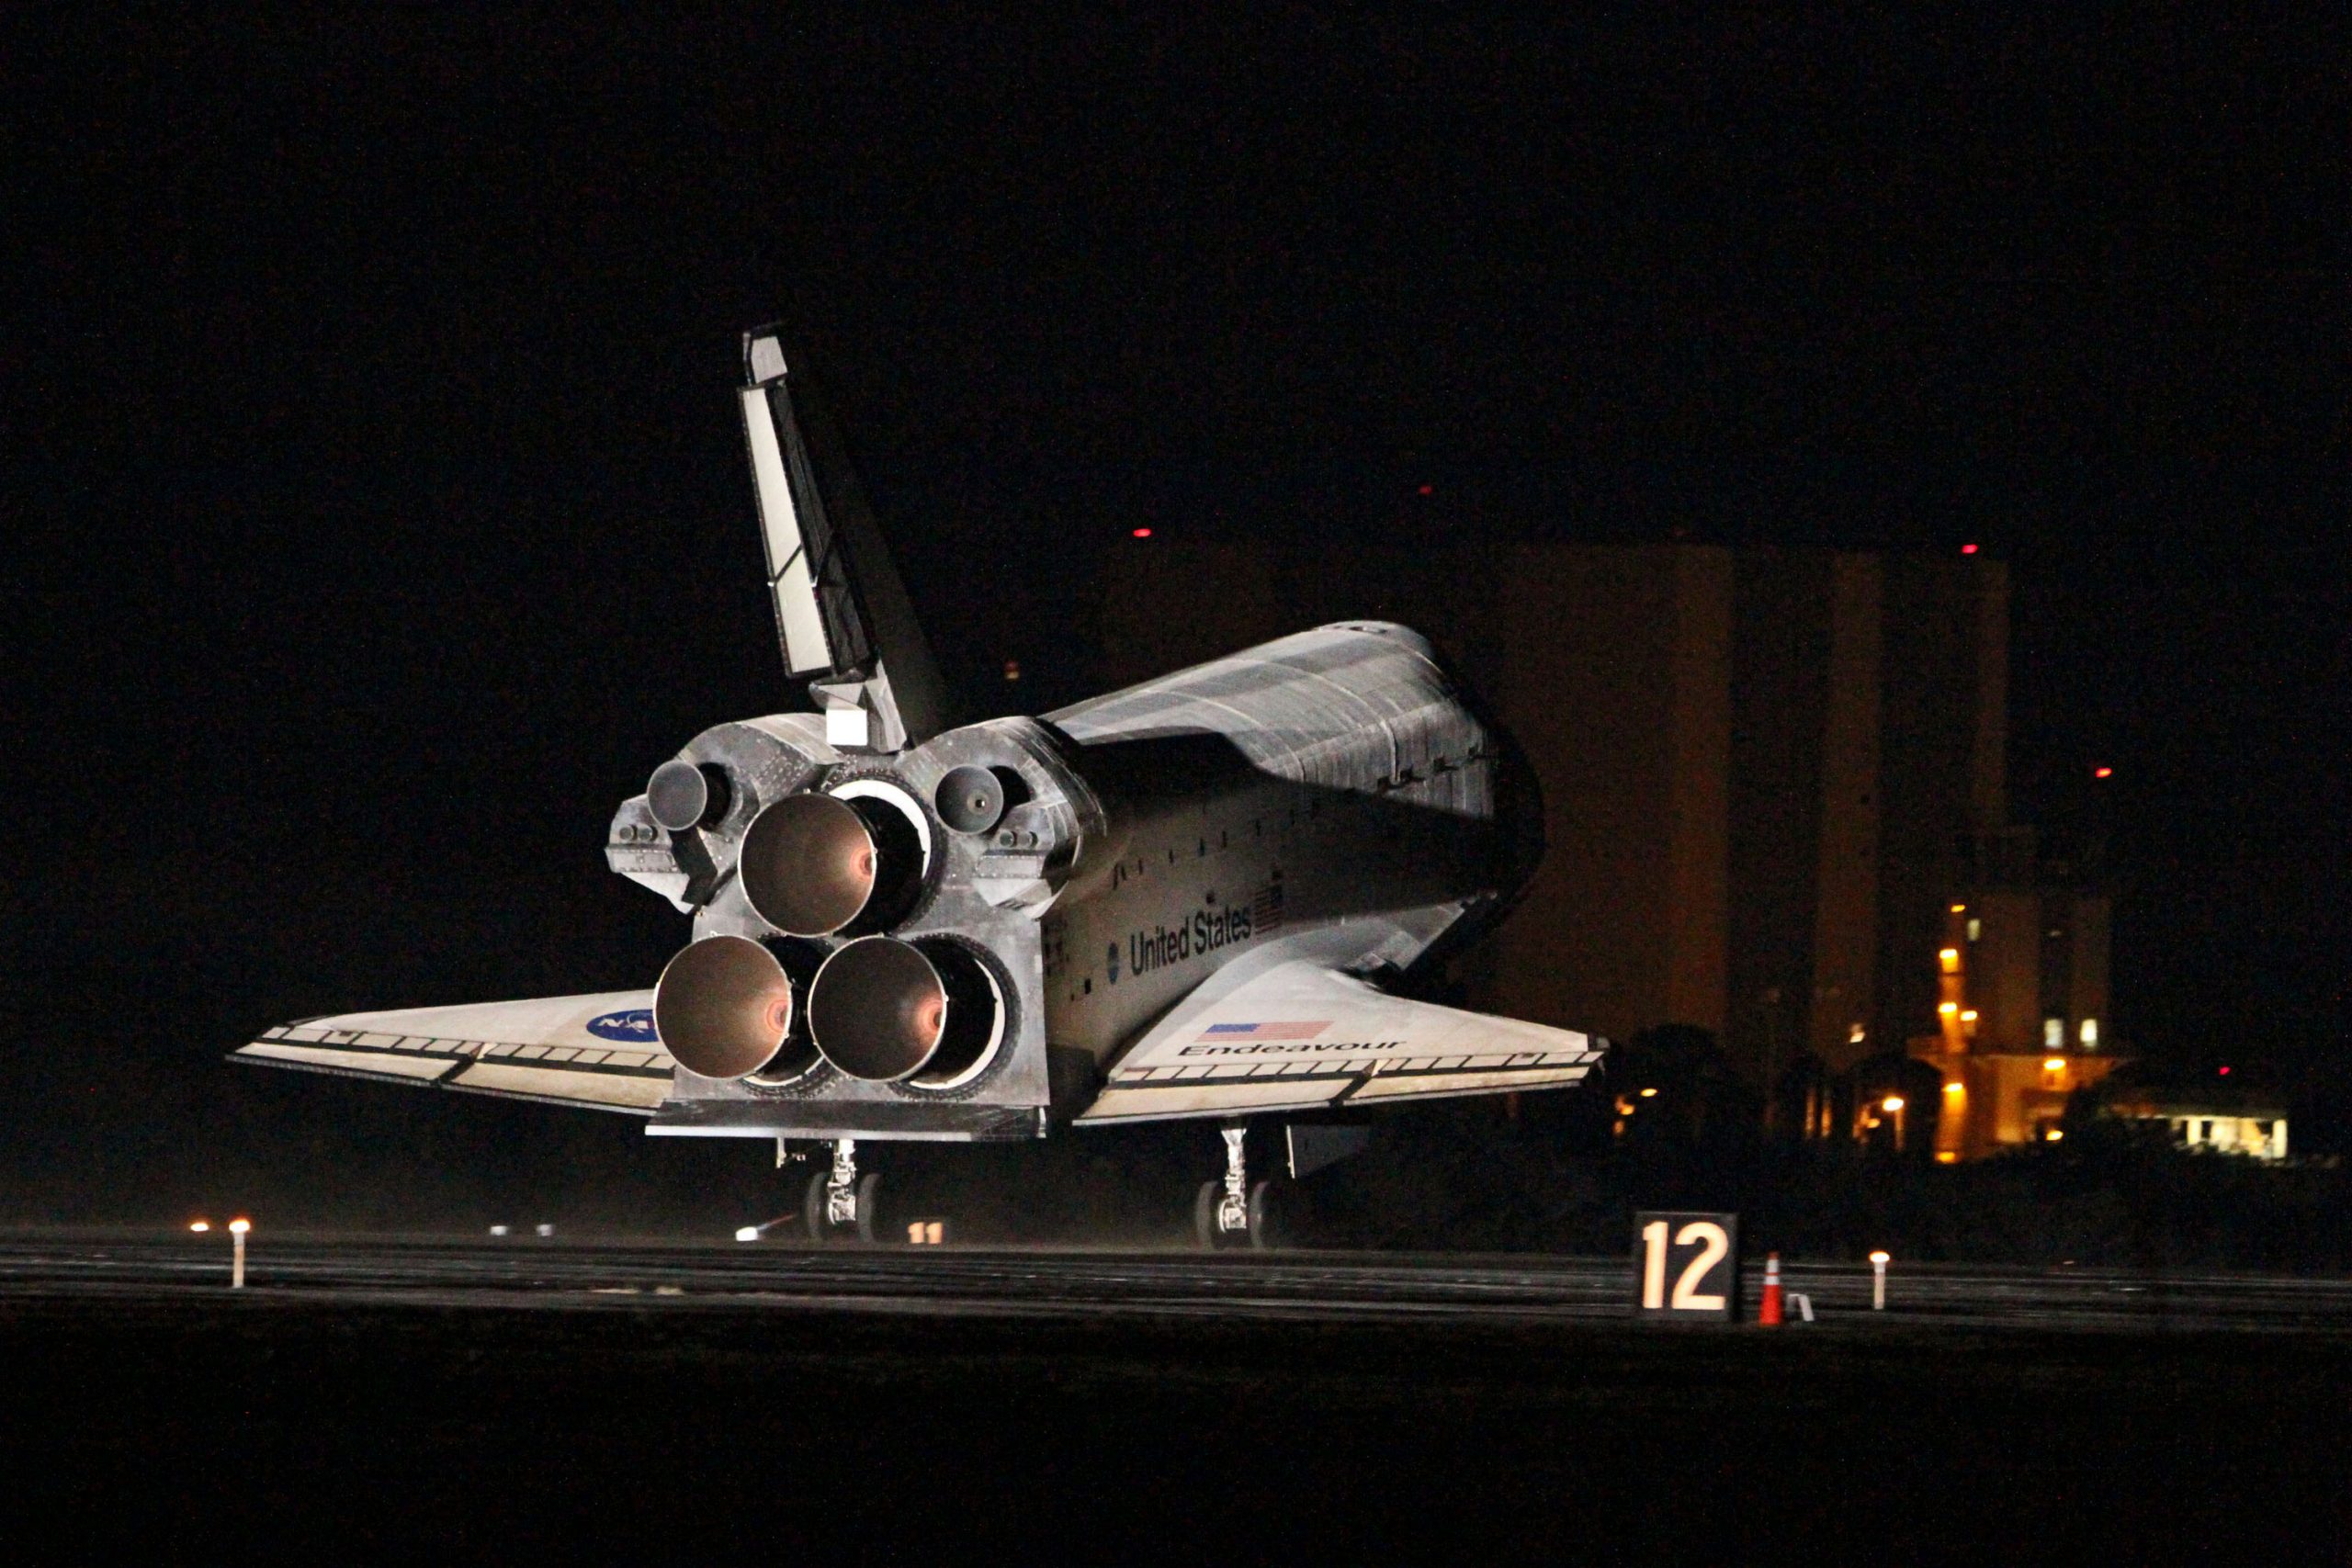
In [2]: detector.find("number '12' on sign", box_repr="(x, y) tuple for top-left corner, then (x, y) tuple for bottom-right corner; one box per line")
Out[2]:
(1633, 1211), (1740, 1322)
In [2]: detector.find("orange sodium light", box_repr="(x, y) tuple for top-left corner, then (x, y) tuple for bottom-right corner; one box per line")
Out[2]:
(2094, 766), (2113, 779)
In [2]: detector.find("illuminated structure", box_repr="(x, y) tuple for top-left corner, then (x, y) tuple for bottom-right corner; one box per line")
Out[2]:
(2104, 1093), (2290, 1161)
(1917, 891), (2120, 1159)
(1101, 538), (2111, 1149)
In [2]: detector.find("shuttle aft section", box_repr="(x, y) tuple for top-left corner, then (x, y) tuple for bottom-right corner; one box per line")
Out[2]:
(232, 323), (1607, 1244)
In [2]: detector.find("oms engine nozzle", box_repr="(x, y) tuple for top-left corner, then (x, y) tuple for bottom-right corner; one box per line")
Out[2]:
(808, 936), (1005, 1088)
(647, 759), (732, 832)
(652, 934), (820, 1082)
(740, 792), (926, 937)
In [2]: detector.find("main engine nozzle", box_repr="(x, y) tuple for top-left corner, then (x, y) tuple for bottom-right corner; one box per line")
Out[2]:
(651, 934), (820, 1082)
(739, 792), (926, 937)
(808, 936), (1005, 1088)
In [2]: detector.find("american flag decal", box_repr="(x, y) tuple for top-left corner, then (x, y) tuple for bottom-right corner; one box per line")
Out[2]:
(1198, 1021), (1331, 1041)
(1250, 879), (1284, 934)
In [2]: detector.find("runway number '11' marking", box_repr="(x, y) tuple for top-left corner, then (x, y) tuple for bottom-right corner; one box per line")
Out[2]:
(1634, 1212), (1740, 1322)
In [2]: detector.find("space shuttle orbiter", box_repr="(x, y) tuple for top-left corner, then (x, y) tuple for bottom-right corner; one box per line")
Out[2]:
(235, 325), (1607, 1246)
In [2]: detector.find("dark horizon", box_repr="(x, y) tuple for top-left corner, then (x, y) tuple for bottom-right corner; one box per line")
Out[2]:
(15, 13), (2344, 1167)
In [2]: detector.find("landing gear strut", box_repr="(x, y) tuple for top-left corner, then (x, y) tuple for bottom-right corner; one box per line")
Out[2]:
(805, 1138), (881, 1244)
(1194, 1126), (1283, 1249)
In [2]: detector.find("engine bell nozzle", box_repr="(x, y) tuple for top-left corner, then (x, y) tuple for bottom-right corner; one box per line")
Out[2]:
(808, 936), (1004, 1087)
(739, 792), (923, 937)
(647, 759), (731, 833)
(652, 934), (808, 1081)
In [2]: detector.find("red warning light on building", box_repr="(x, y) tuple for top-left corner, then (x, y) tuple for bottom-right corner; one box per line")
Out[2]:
(1131, 527), (1152, 539)
(1961, 543), (1980, 555)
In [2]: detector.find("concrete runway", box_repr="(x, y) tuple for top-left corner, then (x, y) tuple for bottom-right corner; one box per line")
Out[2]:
(6, 1231), (2351, 1333)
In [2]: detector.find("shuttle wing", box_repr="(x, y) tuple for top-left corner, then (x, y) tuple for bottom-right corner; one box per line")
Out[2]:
(232, 992), (673, 1113)
(1076, 960), (1604, 1124)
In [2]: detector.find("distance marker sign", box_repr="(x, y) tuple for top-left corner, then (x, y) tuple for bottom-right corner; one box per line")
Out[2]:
(1633, 1212), (1741, 1322)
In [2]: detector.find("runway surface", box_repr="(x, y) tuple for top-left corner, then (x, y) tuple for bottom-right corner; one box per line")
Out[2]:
(9, 1231), (2352, 1557)
(6, 1230), (2352, 1334)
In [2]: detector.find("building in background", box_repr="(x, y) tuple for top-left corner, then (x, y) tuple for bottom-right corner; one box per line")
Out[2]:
(1097, 539), (2112, 1156)
(2103, 1091), (2290, 1161)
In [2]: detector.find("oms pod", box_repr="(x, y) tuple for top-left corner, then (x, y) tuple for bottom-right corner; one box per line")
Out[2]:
(807, 936), (1007, 1089)
(737, 786), (930, 938)
(651, 934), (824, 1083)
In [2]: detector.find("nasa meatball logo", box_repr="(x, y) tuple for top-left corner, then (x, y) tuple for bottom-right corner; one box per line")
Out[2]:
(586, 1009), (657, 1043)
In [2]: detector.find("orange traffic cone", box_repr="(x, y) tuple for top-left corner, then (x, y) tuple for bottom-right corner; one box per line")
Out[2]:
(1758, 1251), (1783, 1325)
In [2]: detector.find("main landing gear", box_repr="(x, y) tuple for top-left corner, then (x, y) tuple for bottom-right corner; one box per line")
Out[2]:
(1194, 1126), (1285, 1249)
(804, 1137), (882, 1245)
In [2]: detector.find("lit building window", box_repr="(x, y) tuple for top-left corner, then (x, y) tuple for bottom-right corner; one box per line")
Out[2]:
(2043, 1018), (2063, 1049)
(1939, 947), (1961, 975)
(1966, 918), (1981, 942)
(2079, 1017), (2099, 1049)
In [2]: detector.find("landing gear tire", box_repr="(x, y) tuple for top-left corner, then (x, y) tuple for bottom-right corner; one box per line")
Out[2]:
(1193, 1180), (1231, 1249)
(805, 1170), (884, 1244)
(1245, 1179), (1285, 1250)
(1195, 1179), (1287, 1249)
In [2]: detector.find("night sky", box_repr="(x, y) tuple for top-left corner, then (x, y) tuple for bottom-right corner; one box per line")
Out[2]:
(13, 12), (2345, 1189)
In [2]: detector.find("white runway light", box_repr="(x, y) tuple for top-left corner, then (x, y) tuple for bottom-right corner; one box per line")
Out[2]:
(735, 1226), (761, 1243)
